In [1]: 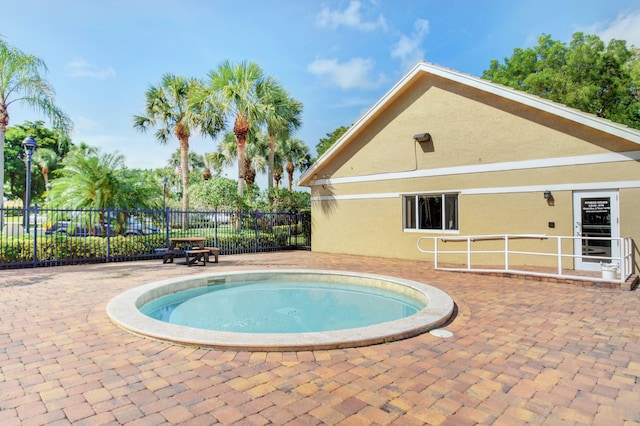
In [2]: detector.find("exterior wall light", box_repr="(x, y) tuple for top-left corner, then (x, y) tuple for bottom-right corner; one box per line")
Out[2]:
(544, 190), (552, 200)
(413, 132), (431, 142)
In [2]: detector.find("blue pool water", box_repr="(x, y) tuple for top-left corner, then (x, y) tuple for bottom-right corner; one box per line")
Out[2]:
(140, 280), (426, 333)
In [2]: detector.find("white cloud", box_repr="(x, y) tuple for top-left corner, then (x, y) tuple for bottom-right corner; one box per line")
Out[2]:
(66, 59), (116, 79)
(391, 18), (430, 71)
(307, 57), (386, 90)
(585, 9), (640, 47)
(316, 0), (387, 32)
(73, 115), (100, 132)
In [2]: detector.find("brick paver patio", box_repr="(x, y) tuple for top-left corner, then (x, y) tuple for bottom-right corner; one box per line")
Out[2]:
(1, 251), (639, 425)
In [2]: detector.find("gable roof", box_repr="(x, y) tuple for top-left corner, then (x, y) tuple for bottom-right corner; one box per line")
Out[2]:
(298, 61), (640, 186)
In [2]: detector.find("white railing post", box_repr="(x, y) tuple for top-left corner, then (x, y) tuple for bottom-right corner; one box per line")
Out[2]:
(557, 236), (563, 276)
(621, 237), (631, 281)
(627, 237), (633, 278)
(434, 237), (439, 269)
(504, 235), (509, 271)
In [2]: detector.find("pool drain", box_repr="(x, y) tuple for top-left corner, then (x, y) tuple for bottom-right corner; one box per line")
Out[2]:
(429, 328), (454, 338)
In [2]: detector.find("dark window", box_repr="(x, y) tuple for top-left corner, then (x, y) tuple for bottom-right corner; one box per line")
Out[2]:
(404, 194), (458, 231)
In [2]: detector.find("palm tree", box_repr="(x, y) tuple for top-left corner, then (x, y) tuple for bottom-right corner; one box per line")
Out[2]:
(168, 148), (205, 172)
(279, 138), (311, 191)
(206, 130), (268, 187)
(204, 60), (268, 197)
(205, 131), (237, 177)
(48, 148), (158, 233)
(32, 147), (58, 190)
(133, 73), (223, 227)
(244, 129), (269, 186)
(0, 39), (72, 219)
(260, 79), (303, 189)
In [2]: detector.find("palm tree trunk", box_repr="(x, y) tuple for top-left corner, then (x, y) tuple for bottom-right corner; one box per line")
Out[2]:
(237, 138), (246, 196)
(268, 134), (275, 190)
(234, 116), (250, 197)
(42, 169), (49, 190)
(286, 161), (294, 191)
(0, 109), (7, 228)
(179, 138), (190, 230)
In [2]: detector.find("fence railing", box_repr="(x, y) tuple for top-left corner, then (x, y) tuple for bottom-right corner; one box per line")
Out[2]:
(417, 234), (633, 283)
(0, 206), (311, 269)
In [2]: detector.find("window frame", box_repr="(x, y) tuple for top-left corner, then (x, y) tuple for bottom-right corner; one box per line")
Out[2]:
(403, 192), (459, 233)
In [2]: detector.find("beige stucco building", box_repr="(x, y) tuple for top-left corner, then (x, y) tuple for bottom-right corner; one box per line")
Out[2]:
(298, 62), (640, 278)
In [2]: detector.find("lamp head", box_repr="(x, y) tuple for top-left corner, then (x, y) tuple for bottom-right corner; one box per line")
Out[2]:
(413, 132), (431, 142)
(22, 135), (38, 155)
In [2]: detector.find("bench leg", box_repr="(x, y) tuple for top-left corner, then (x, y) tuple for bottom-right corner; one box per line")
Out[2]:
(205, 249), (220, 263)
(187, 252), (207, 266)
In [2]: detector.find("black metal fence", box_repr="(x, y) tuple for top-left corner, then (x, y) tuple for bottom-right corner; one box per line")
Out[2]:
(0, 205), (311, 269)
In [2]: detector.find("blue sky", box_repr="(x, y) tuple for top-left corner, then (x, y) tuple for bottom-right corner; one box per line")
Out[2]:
(2, 0), (639, 187)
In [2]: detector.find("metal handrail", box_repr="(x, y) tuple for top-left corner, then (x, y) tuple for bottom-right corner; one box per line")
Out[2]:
(417, 234), (633, 283)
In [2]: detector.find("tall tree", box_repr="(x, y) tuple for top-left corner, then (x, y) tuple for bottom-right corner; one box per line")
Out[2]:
(206, 131), (237, 176)
(168, 147), (205, 172)
(203, 60), (268, 196)
(483, 32), (640, 129)
(315, 125), (348, 158)
(244, 128), (269, 186)
(260, 79), (303, 189)
(279, 137), (311, 191)
(133, 73), (223, 227)
(0, 39), (72, 217)
(206, 129), (268, 187)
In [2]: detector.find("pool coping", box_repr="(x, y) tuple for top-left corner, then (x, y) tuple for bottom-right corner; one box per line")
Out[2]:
(106, 269), (455, 352)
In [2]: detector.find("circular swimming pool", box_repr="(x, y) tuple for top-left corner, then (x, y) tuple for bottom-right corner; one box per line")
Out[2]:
(107, 270), (454, 351)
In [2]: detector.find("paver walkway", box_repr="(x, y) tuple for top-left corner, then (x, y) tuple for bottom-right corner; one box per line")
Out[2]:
(0, 252), (639, 425)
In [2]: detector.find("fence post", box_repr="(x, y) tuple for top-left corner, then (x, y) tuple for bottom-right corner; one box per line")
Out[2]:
(214, 209), (219, 249)
(254, 211), (259, 253)
(106, 208), (111, 260)
(164, 207), (170, 249)
(32, 204), (38, 265)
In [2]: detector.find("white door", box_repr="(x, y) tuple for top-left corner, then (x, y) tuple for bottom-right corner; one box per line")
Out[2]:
(573, 191), (620, 271)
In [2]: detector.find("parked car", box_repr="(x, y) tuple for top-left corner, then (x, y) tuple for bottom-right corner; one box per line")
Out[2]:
(46, 217), (159, 237)
(45, 219), (95, 236)
(122, 219), (159, 236)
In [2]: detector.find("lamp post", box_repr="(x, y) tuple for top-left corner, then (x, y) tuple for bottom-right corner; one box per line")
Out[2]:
(22, 136), (38, 233)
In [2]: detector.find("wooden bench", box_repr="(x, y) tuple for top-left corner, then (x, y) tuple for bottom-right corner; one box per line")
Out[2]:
(204, 247), (220, 263)
(186, 249), (210, 266)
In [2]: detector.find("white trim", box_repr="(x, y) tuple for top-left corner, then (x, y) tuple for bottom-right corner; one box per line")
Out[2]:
(311, 180), (640, 202)
(310, 150), (640, 186)
(463, 180), (640, 195)
(312, 193), (398, 202)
